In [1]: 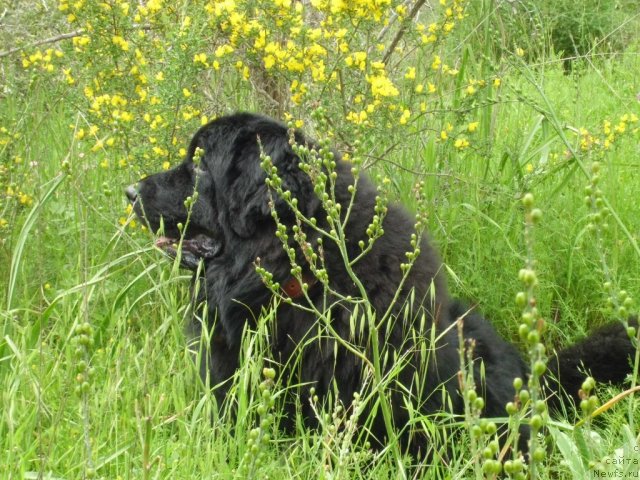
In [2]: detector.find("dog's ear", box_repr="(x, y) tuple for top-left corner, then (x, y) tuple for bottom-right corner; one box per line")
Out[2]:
(225, 129), (320, 238)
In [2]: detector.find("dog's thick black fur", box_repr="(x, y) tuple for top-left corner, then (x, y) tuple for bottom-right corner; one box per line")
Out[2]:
(127, 112), (636, 453)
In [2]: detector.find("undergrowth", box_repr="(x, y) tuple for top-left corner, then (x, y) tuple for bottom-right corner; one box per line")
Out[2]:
(1, 1), (639, 478)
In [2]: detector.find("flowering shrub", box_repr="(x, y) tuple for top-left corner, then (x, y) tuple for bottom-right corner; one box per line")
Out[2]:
(1, 2), (639, 477)
(16, 0), (487, 170)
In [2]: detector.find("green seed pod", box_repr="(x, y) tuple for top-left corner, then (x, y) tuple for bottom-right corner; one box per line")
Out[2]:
(483, 460), (501, 475)
(532, 447), (546, 462)
(531, 414), (543, 430)
(504, 460), (514, 474)
(513, 377), (523, 391)
(580, 399), (589, 413)
(581, 377), (596, 392)
(533, 360), (546, 376)
(489, 440), (499, 454)
(530, 208), (542, 223)
(518, 324), (530, 340)
(512, 458), (524, 472)
(535, 400), (547, 414)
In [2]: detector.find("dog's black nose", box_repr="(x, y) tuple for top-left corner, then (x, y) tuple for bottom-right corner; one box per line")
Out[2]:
(125, 184), (138, 202)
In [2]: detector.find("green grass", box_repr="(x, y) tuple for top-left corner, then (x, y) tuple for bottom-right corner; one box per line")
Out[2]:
(2, 13), (640, 480)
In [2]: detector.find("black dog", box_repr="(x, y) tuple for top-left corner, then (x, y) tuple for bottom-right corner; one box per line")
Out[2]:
(126, 112), (635, 453)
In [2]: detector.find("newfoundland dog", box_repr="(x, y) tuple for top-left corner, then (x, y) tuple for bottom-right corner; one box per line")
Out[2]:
(126, 112), (635, 453)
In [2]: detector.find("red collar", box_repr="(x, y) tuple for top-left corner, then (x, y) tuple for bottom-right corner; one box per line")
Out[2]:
(282, 274), (318, 299)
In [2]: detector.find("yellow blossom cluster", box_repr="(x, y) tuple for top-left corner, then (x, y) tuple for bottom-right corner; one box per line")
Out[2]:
(0, 127), (32, 232)
(201, 0), (470, 134)
(17, 0), (481, 195)
(21, 48), (64, 71)
(575, 113), (639, 153)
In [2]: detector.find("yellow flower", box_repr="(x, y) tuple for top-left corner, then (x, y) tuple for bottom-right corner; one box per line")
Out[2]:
(404, 67), (416, 80)
(399, 109), (411, 125)
(194, 53), (208, 65)
(18, 192), (34, 206)
(468, 122), (479, 133)
(263, 54), (276, 69)
(454, 138), (469, 150)
(112, 35), (130, 51)
(346, 110), (368, 124)
(162, 161), (171, 170)
(368, 74), (399, 98)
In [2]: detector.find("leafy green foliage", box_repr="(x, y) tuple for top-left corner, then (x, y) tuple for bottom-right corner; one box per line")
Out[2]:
(1, 0), (639, 478)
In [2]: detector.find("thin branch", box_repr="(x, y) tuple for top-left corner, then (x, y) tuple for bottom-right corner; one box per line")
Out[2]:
(382, 0), (427, 65)
(0, 29), (85, 58)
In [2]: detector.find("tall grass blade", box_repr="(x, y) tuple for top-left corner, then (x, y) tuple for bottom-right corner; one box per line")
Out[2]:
(6, 173), (65, 310)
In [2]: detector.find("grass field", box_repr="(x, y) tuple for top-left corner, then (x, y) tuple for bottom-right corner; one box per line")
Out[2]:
(1, 1), (640, 478)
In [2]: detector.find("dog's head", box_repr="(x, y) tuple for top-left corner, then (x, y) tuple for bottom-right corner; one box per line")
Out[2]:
(126, 112), (321, 270)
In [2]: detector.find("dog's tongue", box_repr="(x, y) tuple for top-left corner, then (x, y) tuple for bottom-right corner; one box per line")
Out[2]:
(155, 236), (176, 249)
(154, 234), (221, 270)
(155, 236), (200, 270)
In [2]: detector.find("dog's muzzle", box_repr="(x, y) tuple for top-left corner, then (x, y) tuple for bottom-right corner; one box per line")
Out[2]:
(125, 184), (138, 203)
